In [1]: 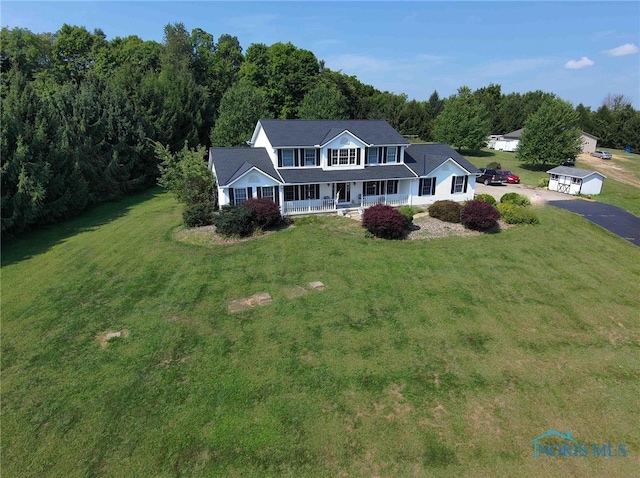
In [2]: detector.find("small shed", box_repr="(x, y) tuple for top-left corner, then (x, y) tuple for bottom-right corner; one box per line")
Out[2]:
(547, 166), (606, 195)
(493, 128), (523, 152)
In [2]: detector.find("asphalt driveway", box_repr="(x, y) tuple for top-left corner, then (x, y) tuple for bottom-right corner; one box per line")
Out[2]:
(550, 200), (640, 247)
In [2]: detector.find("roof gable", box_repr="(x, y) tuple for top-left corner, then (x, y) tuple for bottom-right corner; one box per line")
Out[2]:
(209, 147), (282, 186)
(258, 119), (409, 147)
(404, 143), (478, 177)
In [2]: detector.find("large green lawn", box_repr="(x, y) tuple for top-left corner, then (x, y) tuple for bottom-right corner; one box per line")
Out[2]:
(2, 190), (639, 477)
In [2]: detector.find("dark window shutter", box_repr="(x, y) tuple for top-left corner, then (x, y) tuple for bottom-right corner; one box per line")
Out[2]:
(316, 149), (320, 166)
(294, 149), (299, 167)
(362, 182), (366, 195)
(247, 187), (252, 199)
(278, 150), (282, 167)
(274, 187), (280, 205)
(364, 148), (368, 165)
(357, 148), (361, 165)
(463, 176), (468, 193)
(397, 146), (401, 163)
(315, 184), (320, 199)
(451, 177), (455, 194)
(431, 178), (436, 196)
(381, 147), (386, 163)
(327, 149), (332, 165)
(418, 179), (423, 197)
(229, 188), (235, 205)
(257, 187), (262, 198)
(294, 186), (300, 201)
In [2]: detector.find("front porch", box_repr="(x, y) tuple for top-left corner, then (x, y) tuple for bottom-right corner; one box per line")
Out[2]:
(282, 193), (410, 216)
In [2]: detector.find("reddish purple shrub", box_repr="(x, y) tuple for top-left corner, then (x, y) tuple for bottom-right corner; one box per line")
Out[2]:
(460, 200), (500, 231)
(362, 204), (407, 239)
(244, 198), (282, 228)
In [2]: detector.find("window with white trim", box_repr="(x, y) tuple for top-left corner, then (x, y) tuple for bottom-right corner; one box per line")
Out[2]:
(261, 186), (274, 201)
(386, 180), (398, 195)
(419, 178), (435, 196)
(284, 186), (295, 201)
(386, 147), (397, 163)
(571, 177), (582, 185)
(365, 181), (379, 195)
(234, 188), (248, 205)
(368, 148), (379, 164)
(304, 149), (316, 166)
(452, 176), (465, 193)
(282, 149), (294, 167)
(331, 148), (357, 166)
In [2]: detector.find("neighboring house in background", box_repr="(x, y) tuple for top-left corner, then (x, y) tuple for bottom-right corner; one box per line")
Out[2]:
(493, 128), (523, 152)
(491, 129), (599, 155)
(580, 132), (598, 154)
(209, 119), (478, 216)
(547, 166), (606, 195)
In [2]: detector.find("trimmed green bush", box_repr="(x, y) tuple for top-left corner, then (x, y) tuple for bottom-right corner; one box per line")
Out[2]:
(474, 193), (497, 206)
(486, 161), (501, 169)
(500, 192), (531, 207)
(213, 204), (254, 237)
(362, 204), (407, 239)
(537, 177), (550, 188)
(183, 203), (215, 227)
(460, 200), (500, 231)
(497, 203), (540, 225)
(398, 205), (422, 228)
(244, 198), (282, 229)
(428, 200), (463, 223)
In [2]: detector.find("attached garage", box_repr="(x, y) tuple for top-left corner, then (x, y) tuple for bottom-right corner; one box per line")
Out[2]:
(547, 166), (606, 196)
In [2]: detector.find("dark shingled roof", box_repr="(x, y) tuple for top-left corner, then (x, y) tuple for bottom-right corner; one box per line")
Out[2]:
(547, 166), (606, 179)
(404, 143), (478, 176)
(209, 147), (282, 186)
(502, 128), (524, 139)
(278, 165), (417, 184)
(258, 119), (410, 147)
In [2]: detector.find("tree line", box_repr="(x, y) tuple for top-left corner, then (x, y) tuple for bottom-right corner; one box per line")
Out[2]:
(2, 23), (638, 236)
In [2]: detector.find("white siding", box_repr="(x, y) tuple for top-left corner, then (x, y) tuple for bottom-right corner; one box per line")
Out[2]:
(580, 175), (604, 195)
(580, 134), (598, 154)
(322, 132), (367, 170)
(494, 139), (519, 152)
(252, 126), (277, 164)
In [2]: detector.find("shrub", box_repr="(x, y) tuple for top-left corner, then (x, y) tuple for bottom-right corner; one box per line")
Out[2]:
(474, 193), (497, 206)
(398, 205), (422, 228)
(486, 161), (501, 169)
(497, 203), (540, 225)
(183, 203), (215, 227)
(537, 177), (550, 188)
(500, 192), (531, 207)
(244, 198), (281, 229)
(362, 204), (407, 239)
(460, 200), (500, 231)
(213, 204), (254, 237)
(428, 200), (463, 223)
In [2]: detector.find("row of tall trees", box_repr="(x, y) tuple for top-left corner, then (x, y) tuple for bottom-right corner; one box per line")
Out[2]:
(2, 23), (638, 236)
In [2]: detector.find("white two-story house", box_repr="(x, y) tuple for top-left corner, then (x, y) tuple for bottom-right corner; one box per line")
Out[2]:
(208, 119), (478, 215)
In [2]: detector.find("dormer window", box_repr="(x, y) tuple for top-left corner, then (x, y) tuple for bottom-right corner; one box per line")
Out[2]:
(330, 148), (358, 166)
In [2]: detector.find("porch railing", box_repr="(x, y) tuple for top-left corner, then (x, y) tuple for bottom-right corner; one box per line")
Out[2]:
(283, 198), (335, 214)
(360, 194), (408, 207)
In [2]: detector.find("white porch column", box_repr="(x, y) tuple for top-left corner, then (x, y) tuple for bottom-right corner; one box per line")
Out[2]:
(278, 186), (285, 215)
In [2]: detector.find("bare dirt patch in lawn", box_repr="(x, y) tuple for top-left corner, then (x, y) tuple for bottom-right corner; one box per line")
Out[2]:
(227, 292), (273, 313)
(96, 329), (130, 348)
(578, 153), (640, 187)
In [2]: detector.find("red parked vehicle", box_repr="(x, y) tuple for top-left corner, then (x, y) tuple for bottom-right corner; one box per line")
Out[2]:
(498, 170), (520, 184)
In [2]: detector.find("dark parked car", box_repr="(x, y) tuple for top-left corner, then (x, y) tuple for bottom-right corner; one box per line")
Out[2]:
(562, 157), (576, 166)
(476, 168), (506, 185)
(498, 170), (520, 184)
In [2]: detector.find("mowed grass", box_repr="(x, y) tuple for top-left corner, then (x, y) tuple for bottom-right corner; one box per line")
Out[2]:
(2, 190), (640, 477)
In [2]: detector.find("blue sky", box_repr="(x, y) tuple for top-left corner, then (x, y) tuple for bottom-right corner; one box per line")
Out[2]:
(3, 1), (639, 109)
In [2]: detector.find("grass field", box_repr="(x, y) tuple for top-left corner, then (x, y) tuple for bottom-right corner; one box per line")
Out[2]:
(466, 148), (640, 216)
(2, 190), (640, 477)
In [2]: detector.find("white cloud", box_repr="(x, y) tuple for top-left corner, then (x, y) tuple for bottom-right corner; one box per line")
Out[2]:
(564, 57), (594, 70)
(604, 43), (639, 57)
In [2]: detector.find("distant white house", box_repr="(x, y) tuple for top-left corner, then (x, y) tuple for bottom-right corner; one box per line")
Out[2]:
(547, 166), (606, 195)
(491, 129), (599, 154)
(493, 128), (523, 152)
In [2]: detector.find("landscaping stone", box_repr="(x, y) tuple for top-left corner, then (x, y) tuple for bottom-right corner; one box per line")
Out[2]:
(309, 281), (326, 290)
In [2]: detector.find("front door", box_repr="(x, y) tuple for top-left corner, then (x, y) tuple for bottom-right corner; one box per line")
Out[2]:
(335, 183), (351, 203)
